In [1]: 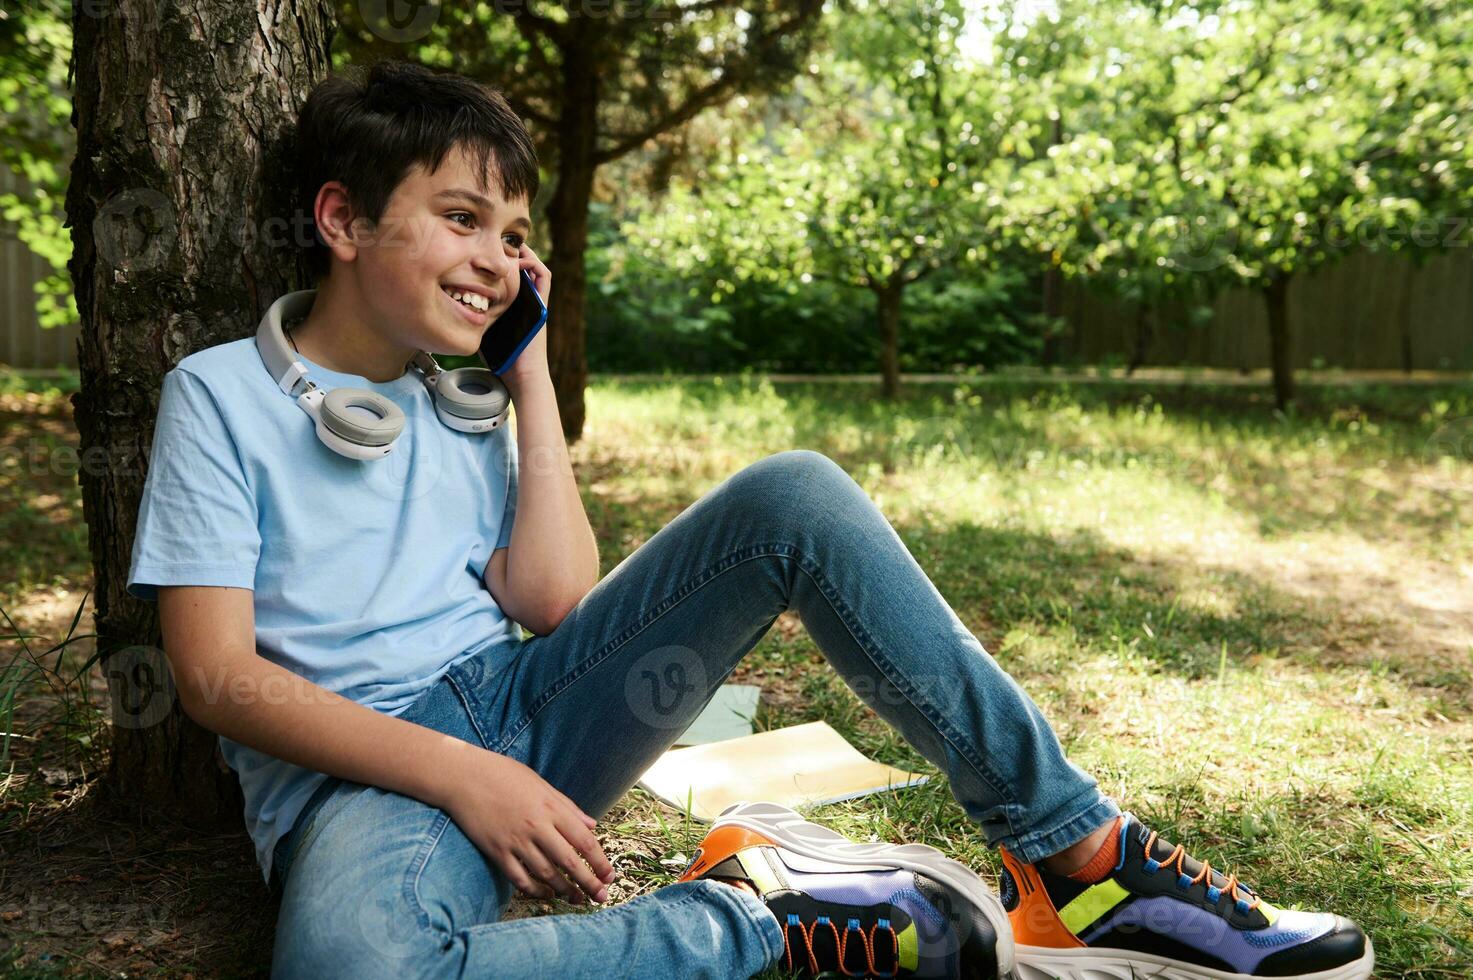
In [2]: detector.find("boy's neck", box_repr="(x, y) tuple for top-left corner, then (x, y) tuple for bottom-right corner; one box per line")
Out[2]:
(288, 274), (418, 384)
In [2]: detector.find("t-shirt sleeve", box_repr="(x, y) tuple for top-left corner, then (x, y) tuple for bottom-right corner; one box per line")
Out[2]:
(126, 367), (262, 603)
(493, 425), (518, 551)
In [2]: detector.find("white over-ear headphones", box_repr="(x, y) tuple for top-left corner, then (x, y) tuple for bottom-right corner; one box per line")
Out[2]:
(254, 289), (510, 460)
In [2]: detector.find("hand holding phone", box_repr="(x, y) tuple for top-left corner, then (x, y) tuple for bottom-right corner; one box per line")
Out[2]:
(479, 267), (548, 376)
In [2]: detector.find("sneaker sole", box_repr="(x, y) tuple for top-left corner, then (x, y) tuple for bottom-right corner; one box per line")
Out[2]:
(711, 800), (1016, 977)
(1012, 942), (1374, 980)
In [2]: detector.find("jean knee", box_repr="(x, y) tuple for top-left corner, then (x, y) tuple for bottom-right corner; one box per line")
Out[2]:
(273, 888), (455, 979)
(739, 450), (854, 514)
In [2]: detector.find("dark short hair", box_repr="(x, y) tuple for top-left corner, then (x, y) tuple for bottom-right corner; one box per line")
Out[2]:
(295, 60), (540, 281)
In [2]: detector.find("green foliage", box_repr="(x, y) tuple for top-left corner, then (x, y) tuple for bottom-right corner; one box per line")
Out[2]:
(994, 0), (1473, 296)
(7, 0), (1472, 372)
(0, 0), (76, 330)
(590, 201), (1037, 372)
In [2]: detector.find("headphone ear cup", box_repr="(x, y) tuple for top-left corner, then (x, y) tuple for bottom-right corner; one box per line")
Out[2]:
(434, 367), (511, 425)
(319, 388), (406, 448)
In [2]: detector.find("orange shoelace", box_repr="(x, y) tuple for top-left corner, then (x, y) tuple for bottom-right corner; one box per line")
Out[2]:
(782, 912), (900, 978)
(1143, 829), (1260, 912)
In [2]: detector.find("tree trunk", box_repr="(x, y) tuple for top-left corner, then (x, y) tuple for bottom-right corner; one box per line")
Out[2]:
(1040, 266), (1064, 368)
(1039, 112), (1065, 368)
(1127, 304), (1154, 376)
(545, 61), (598, 442)
(1265, 274), (1295, 410)
(877, 282), (902, 400)
(67, 0), (336, 824)
(1398, 261), (1416, 374)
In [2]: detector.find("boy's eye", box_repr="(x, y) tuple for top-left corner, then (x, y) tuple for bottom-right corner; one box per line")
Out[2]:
(448, 212), (475, 228)
(503, 233), (526, 251)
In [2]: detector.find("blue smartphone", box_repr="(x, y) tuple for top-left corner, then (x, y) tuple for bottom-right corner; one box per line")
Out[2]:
(478, 267), (548, 375)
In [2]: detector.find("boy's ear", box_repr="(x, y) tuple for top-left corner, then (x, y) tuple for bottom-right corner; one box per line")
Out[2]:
(314, 180), (366, 266)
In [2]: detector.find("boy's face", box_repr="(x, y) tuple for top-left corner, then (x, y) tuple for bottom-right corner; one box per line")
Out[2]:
(342, 143), (533, 358)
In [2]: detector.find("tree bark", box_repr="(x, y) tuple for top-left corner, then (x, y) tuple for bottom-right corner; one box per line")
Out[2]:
(1398, 261), (1416, 374)
(67, 0), (336, 824)
(876, 282), (902, 400)
(546, 59), (598, 441)
(1264, 274), (1295, 410)
(1039, 112), (1065, 368)
(1127, 304), (1154, 376)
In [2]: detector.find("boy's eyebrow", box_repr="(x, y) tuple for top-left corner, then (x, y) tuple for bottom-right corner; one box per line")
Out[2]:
(432, 188), (533, 234)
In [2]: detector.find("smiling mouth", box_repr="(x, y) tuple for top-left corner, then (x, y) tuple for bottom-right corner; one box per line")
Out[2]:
(441, 285), (494, 320)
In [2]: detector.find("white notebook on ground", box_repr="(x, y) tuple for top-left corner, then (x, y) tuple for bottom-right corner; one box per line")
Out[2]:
(637, 720), (929, 821)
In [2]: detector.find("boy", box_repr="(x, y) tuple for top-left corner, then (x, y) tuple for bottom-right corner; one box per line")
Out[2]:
(127, 60), (1372, 979)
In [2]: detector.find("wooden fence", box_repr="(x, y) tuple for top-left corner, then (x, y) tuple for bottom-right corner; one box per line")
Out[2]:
(0, 166), (79, 372)
(1060, 247), (1473, 372)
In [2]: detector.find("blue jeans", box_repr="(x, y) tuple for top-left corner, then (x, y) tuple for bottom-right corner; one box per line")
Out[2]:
(268, 450), (1120, 979)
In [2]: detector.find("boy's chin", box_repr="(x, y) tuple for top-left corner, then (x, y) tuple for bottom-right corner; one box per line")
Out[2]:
(429, 333), (484, 358)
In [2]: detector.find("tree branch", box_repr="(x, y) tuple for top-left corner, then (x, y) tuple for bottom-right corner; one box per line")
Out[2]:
(592, 2), (823, 164)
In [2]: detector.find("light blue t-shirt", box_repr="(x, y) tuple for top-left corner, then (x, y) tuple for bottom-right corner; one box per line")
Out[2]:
(126, 333), (522, 886)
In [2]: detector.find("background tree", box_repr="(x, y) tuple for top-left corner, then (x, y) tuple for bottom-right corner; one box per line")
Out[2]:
(332, 0), (828, 440)
(993, 0), (1245, 375)
(0, 0), (75, 329)
(1334, 0), (1473, 373)
(620, 0), (1008, 399)
(66, 0), (337, 821)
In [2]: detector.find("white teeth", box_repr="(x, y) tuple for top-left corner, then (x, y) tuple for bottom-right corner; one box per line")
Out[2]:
(445, 287), (489, 312)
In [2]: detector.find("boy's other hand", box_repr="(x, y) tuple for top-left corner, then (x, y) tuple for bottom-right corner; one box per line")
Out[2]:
(500, 243), (550, 393)
(439, 745), (616, 905)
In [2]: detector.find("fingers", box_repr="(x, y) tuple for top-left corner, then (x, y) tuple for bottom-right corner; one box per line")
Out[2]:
(541, 825), (611, 904)
(563, 817), (616, 885)
(517, 244), (550, 298)
(517, 842), (587, 904)
(499, 851), (553, 901)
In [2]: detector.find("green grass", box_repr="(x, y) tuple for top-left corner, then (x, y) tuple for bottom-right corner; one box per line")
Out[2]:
(3, 370), (1471, 976)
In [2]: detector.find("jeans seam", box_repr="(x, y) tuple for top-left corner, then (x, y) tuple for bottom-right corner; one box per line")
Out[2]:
(787, 551), (1020, 811)
(490, 543), (799, 754)
(404, 808), (456, 939)
(716, 881), (786, 963)
(1005, 791), (1122, 864)
(491, 539), (1016, 815)
(452, 879), (781, 968)
(446, 671), (492, 750)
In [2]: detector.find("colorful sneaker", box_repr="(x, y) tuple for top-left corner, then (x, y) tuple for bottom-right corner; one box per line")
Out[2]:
(677, 801), (1014, 979)
(999, 812), (1374, 979)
